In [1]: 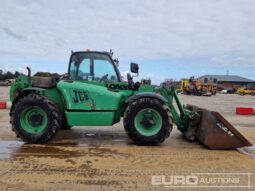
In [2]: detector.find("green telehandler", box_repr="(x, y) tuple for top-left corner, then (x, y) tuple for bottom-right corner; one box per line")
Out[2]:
(9, 50), (251, 149)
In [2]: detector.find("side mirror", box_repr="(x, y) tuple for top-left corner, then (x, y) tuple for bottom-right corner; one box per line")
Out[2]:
(130, 63), (139, 74)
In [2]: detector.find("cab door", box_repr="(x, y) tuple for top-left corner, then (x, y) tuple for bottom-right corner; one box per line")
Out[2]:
(58, 52), (122, 111)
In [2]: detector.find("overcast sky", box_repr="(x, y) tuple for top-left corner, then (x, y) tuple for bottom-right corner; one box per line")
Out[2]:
(0, 0), (255, 84)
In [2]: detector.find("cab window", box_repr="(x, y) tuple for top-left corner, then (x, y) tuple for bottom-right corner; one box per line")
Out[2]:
(70, 60), (78, 80)
(94, 58), (118, 82)
(77, 58), (90, 80)
(69, 52), (119, 83)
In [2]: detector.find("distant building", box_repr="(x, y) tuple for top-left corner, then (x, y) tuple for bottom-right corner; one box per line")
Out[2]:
(198, 75), (254, 90)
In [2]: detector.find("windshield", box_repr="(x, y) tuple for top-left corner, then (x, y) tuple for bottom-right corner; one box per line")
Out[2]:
(69, 52), (120, 83)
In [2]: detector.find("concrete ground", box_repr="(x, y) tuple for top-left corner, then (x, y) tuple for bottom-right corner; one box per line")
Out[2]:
(0, 86), (255, 190)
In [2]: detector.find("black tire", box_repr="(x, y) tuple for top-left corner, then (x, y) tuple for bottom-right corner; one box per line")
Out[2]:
(123, 98), (173, 145)
(10, 94), (62, 143)
(61, 115), (72, 130)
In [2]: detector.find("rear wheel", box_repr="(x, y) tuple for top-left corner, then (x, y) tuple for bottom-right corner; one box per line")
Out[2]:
(124, 98), (173, 145)
(10, 94), (62, 143)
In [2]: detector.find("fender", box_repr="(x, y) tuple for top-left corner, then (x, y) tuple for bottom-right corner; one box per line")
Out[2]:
(125, 92), (168, 104)
(12, 87), (45, 105)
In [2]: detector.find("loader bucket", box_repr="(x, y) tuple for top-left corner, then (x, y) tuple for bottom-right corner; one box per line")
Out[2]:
(188, 105), (252, 149)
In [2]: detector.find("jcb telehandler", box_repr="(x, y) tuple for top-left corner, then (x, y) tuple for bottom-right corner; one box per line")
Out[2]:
(9, 50), (251, 149)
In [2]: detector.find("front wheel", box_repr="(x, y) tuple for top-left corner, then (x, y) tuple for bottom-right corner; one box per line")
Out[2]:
(123, 98), (173, 145)
(10, 94), (62, 143)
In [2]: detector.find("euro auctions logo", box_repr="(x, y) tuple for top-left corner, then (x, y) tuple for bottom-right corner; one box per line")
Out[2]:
(152, 175), (198, 186)
(151, 173), (252, 188)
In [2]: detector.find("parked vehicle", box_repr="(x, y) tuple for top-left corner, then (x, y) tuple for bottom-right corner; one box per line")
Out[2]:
(9, 50), (251, 149)
(237, 87), (255, 96)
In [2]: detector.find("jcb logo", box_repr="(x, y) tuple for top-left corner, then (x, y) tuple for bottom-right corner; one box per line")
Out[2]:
(72, 90), (89, 104)
(216, 123), (234, 137)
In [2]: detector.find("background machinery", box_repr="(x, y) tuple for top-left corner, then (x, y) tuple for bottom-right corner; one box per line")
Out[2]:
(9, 50), (251, 149)
(237, 87), (255, 96)
(180, 77), (217, 96)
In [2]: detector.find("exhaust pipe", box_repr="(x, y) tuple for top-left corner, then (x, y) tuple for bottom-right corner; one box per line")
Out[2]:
(26, 67), (31, 78)
(26, 66), (31, 84)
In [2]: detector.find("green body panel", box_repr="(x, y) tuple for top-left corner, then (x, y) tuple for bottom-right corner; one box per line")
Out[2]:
(57, 81), (156, 125)
(10, 75), (31, 102)
(66, 111), (117, 126)
(136, 85), (154, 92)
(43, 88), (66, 113)
(10, 75), (66, 113)
(57, 80), (132, 111)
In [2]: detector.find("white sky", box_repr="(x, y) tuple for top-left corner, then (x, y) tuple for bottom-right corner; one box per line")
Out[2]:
(0, 0), (255, 83)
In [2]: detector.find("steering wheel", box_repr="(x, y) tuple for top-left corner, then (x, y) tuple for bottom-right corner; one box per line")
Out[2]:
(99, 74), (109, 83)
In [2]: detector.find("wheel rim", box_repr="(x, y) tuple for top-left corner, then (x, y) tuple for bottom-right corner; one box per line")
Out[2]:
(134, 108), (162, 136)
(20, 106), (48, 134)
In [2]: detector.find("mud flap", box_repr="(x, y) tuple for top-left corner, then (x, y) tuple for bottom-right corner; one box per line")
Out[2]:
(187, 105), (252, 149)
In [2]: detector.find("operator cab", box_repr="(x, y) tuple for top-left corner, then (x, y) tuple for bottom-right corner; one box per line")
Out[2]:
(68, 50), (140, 90)
(68, 51), (121, 83)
